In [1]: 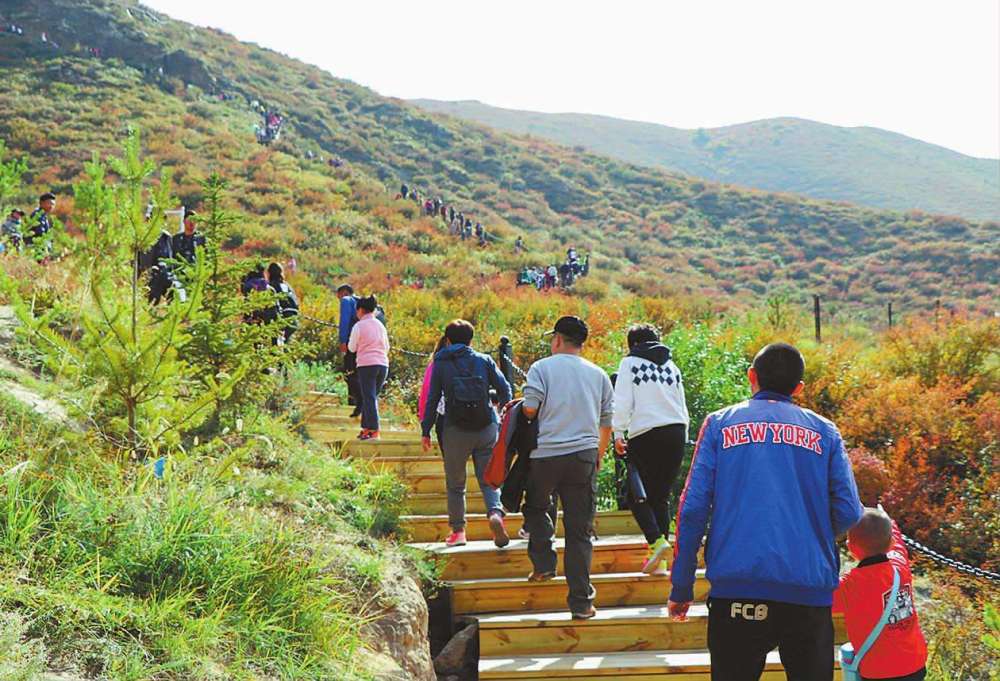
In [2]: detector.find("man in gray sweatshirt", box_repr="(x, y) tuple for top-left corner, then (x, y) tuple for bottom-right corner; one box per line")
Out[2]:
(521, 316), (614, 619)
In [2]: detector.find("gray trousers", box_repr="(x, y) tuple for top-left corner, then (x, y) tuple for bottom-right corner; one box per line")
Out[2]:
(523, 449), (598, 613)
(442, 422), (502, 530)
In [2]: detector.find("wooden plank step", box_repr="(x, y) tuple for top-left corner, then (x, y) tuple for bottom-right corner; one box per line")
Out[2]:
(403, 474), (453, 494)
(479, 648), (843, 680)
(308, 427), (416, 442)
(342, 439), (435, 457)
(365, 456), (474, 477)
(411, 535), (649, 581)
(476, 604), (848, 657)
(405, 493), (450, 515)
(401, 510), (640, 543)
(450, 570), (709, 615)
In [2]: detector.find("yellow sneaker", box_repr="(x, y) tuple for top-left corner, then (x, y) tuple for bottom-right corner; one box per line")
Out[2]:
(642, 536), (671, 575)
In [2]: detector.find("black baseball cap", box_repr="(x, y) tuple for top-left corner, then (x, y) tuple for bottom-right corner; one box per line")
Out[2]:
(543, 316), (588, 344)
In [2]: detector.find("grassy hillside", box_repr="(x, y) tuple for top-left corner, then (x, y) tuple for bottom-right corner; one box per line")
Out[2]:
(0, 0), (996, 317)
(413, 99), (1000, 221)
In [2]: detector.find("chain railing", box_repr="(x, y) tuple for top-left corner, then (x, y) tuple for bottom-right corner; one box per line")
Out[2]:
(900, 535), (1000, 582)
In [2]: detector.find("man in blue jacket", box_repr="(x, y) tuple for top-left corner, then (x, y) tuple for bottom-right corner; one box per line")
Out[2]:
(421, 320), (513, 548)
(337, 284), (362, 417)
(668, 343), (863, 680)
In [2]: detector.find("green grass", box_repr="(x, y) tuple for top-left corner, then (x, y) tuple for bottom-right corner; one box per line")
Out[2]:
(0, 390), (409, 680)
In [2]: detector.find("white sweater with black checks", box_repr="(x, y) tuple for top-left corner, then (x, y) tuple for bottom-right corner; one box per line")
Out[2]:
(612, 355), (690, 441)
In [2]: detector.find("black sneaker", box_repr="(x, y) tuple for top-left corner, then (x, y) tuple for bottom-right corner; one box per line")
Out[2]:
(350, 406), (362, 418)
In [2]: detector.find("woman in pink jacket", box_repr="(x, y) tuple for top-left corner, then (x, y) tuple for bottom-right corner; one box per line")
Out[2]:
(418, 336), (449, 446)
(347, 295), (390, 440)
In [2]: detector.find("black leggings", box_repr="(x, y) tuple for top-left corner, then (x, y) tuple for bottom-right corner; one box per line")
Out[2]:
(627, 424), (686, 544)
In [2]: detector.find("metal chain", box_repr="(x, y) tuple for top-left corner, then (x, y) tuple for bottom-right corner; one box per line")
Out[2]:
(901, 534), (1000, 582)
(298, 315), (428, 357)
(300, 313), (337, 329)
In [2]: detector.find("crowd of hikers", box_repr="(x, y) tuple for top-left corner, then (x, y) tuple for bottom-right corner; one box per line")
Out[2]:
(517, 246), (590, 290)
(396, 183), (498, 248)
(1, 192), (57, 260)
(401, 318), (928, 681)
(254, 106), (284, 145)
(0, 185), (933, 681)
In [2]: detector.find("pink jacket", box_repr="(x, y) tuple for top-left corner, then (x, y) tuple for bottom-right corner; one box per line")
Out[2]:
(347, 313), (389, 367)
(418, 361), (434, 421)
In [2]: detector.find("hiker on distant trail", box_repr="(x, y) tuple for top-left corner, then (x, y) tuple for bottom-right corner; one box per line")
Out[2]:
(514, 236), (523, 255)
(348, 295), (390, 441)
(1, 209), (24, 253)
(449, 206), (455, 223)
(612, 324), (689, 576)
(546, 265), (557, 290)
(497, 335), (515, 388)
(418, 336), (450, 450)
(421, 320), (513, 548)
(144, 230), (178, 304)
(400, 183), (408, 199)
(668, 343), (863, 681)
(241, 266), (276, 324)
(267, 262), (299, 345)
(171, 208), (205, 265)
(439, 204), (447, 221)
(25, 192), (56, 260)
(337, 284), (362, 418)
(521, 316), (613, 619)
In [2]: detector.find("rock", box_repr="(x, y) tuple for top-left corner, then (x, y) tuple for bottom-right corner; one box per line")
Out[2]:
(362, 563), (435, 681)
(433, 622), (478, 676)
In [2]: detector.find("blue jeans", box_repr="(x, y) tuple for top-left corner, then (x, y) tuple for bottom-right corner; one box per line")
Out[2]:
(357, 364), (388, 431)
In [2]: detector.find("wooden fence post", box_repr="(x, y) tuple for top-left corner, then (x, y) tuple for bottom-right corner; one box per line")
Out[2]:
(497, 336), (514, 388)
(813, 295), (822, 343)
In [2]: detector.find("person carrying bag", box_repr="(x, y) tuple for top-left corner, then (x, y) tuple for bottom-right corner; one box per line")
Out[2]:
(840, 567), (899, 681)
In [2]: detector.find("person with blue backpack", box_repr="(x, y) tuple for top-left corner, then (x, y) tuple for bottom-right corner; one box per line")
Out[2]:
(421, 319), (512, 548)
(668, 342), (864, 680)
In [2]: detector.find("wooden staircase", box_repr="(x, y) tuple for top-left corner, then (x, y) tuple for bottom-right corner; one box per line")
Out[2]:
(303, 392), (846, 679)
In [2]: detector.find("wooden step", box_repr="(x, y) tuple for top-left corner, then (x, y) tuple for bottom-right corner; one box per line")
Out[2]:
(308, 427), (417, 443)
(401, 510), (640, 543)
(405, 493), (450, 515)
(479, 648), (843, 680)
(450, 570), (709, 615)
(403, 474), (453, 494)
(476, 604), (848, 657)
(365, 456), (475, 478)
(342, 439), (436, 457)
(412, 535), (649, 581)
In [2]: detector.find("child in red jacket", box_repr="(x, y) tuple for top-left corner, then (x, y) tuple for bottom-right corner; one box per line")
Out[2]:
(833, 507), (928, 681)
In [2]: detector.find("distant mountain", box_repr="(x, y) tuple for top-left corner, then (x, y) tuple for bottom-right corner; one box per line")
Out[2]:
(411, 100), (1000, 221)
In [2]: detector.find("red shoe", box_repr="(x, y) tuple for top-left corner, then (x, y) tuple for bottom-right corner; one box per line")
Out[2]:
(445, 530), (467, 547)
(358, 430), (380, 441)
(489, 512), (510, 548)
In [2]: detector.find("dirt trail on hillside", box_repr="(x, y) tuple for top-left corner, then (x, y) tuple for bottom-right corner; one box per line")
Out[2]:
(0, 305), (77, 427)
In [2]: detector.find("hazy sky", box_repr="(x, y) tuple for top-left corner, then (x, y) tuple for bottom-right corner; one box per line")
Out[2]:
(144, 0), (1000, 159)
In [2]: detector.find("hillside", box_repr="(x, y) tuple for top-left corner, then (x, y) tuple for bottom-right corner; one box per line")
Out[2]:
(0, 0), (997, 315)
(413, 99), (1000, 221)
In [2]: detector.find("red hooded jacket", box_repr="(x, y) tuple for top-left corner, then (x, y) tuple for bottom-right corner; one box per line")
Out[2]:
(833, 522), (927, 679)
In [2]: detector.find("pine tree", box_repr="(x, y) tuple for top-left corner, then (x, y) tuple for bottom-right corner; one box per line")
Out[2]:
(4, 130), (234, 456)
(179, 174), (309, 431)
